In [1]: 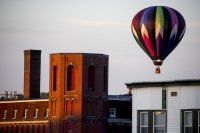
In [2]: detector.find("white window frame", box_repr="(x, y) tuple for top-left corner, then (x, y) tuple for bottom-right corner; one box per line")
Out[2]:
(153, 111), (166, 133)
(140, 111), (148, 133)
(12, 109), (17, 119)
(2, 110), (7, 119)
(109, 108), (116, 118)
(184, 111), (193, 133)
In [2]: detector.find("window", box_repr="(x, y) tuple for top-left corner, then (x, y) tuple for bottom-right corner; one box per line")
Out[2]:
(32, 125), (35, 133)
(184, 111), (193, 133)
(198, 111), (200, 133)
(12, 109), (17, 119)
(102, 100), (107, 118)
(21, 125), (24, 133)
(43, 124), (46, 133)
(109, 108), (116, 118)
(71, 99), (74, 116)
(27, 125), (29, 133)
(53, 65), (57, 91)
(16, 125), (19, 133)
(37, 125), (40, 133)
(171, 92), (177, 96)
(34, 109), (38, 118)
(23, 109), (28, 119)
(67, 65), (75, 91)
(2, 110), (7, 119)
(51, 98), (56, 117)
(11, 125), (14, 133)
(44, 108), (49, 118)
(153, 111), (166, 133)
(103, 65), (108, 92)
(138, 110), (167, 133)
(5, 125), (8, 133)
(88, 65), (95, 91)
(140, 112), (148, 133)
(162, 89), (166, 109)
(182, 109), (200, 133)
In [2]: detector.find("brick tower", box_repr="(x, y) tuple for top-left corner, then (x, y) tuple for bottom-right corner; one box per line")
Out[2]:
(24, 50), (41, 99)
(49, 53), (108, 133)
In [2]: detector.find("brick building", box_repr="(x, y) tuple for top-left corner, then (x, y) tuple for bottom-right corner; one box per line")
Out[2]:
(0, 99), (49, 132)
(49, 53), (108, 133)
(0, 50), (49, 133)
(0, 50), (109, 133)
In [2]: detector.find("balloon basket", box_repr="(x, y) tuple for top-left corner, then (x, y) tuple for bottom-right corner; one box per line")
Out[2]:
(155, 67), (160, 74)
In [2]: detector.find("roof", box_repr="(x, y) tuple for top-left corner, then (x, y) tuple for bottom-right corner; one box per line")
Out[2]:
(108, 118), (132, 124)
(108, 95), (132, 101)
(24, 49), (41, 54)
(0, 99), (48, 104)
(125, 79), (200, 89)
(50, 53), (108, 56)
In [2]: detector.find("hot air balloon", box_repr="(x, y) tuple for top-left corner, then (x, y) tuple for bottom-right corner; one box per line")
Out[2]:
(131, 6), (186, 74)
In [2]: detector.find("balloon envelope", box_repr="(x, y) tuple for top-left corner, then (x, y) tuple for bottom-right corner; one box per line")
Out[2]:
(131, 6), (186, 67)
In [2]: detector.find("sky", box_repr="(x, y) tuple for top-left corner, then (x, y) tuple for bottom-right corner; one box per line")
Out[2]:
(0, 0), (200, 95)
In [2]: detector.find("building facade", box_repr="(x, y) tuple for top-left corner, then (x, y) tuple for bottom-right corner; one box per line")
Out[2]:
(0, 99), (49, 133)
(0, 51), (109, 133)
(24, 50), (41, 99)
(0, 50), (134, 133)
(0, 50), (48, 133)
(107, 95), (132, 133)
(49, 53), (109, 133)
(126, 79), (200, 133)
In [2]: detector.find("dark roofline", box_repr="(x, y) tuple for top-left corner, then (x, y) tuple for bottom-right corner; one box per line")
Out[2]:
(24, 49), (41, 54)
(50, 53), (108, 56)
(125, 79), (200, 89)
(108, 95), (132, 101)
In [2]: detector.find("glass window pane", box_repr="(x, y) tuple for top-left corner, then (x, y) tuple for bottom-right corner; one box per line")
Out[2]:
(154, 127), (165, 133)
(184, 111), (192, 126)
(141, 112), (148, 126)
(53, 66), (57, 91)
(67, 65), (75, 91)
(199, 111), (200, 125)
(199, 111), (200, 133)
(88, 65), (95, 91)
(141, 127), (148, 133)
(154, 111), (166, 125)
(109, 108), (116, 117)
(185, 127), (192, 133)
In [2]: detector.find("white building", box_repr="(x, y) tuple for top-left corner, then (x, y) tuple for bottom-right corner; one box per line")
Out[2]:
(126, 79), (200, 133)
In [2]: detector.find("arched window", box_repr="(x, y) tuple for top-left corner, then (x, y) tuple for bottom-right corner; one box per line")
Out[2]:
(12, 109), (17, 119)
(65, 98), (69, 116)
(53, 66), (57, 91)
(44, 108), (49, 118)
(33, 109), (38, 118)
(23, 109), (28, 119)
(67, 65), (75, 91)
(2, 110), (7, 119)
(43, 124), (46, 133)
(103, 65), (108, 92)
(88, 65), (95, 91)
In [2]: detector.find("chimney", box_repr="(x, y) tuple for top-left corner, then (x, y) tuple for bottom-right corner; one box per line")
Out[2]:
(24, 50), (41, 99)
